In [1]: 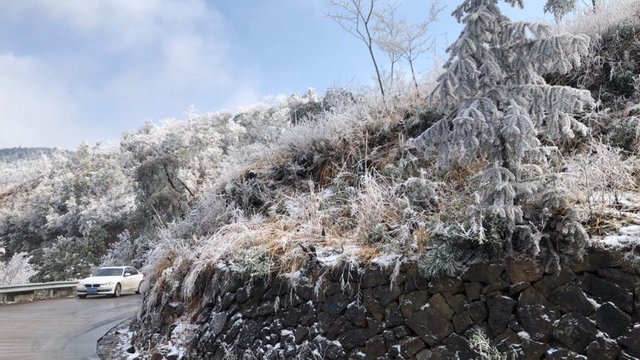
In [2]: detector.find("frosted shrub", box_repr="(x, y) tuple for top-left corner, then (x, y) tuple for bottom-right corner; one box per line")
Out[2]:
(469, 329), (516, 360)
(288, 88), (326, 124)
(230, 247), (274, 277)
(606, 116), (640, 152)
(418, 221), (502, 278)
(397, 177), (439, 211)
(418, 241), (462, 278)
(562, 142), (638, 217)
(403, 106), (443, 138)
(0, 252), (36, 286)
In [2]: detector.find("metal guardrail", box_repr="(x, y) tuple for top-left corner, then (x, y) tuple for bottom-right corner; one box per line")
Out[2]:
(0, 281), (78, 293)
(0, 281), (78, 303)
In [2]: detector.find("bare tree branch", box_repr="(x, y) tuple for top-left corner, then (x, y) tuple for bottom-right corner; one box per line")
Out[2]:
(328, 0), (386, 100)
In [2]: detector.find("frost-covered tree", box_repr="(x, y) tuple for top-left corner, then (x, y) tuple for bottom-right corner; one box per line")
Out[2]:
(544, 0), (578, 22)
(416, 0), (594, 251)
(329, 0), (386, 99)
(374, 1), (443, 92)
(373, 2), (404, 88)
(399, 3), (442, 93)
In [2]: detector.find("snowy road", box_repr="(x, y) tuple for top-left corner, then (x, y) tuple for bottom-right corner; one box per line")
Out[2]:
(0, 294), (141, 360)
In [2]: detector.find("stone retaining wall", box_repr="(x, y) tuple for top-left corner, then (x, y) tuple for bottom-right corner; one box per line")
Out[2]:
(131, 248), (640, 359)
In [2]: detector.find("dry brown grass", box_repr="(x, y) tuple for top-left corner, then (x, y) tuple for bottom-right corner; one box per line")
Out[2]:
(442, 161), (487, 190)
(586, 213), (620, 236)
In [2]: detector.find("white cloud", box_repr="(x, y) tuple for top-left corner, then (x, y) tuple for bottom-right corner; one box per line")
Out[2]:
(3, 0), (220, 50)
(0, 53), (84, 148)
(0, 0), (263, 148)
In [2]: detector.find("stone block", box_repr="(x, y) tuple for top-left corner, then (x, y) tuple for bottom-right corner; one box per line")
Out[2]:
(551, 312), (597, 353)
(462, 263), (504, 283)
(487, 295), (516, 334)
(405, 307), (454, 346)
(548, 285), (595, 316)
(506, 260), (543, 283)
(595, 302), (632, 338)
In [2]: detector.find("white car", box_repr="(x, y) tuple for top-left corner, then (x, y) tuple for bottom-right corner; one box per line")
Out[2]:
(76, 266), (144, 298)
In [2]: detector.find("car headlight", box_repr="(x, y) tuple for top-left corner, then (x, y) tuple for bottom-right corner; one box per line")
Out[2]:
(103, 281), (114, 286)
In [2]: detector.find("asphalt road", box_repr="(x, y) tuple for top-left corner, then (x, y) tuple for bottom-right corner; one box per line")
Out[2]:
(0, 294), (142, 360)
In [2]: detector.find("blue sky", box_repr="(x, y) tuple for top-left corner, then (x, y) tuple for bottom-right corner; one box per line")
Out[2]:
(0, 0), (549, 149)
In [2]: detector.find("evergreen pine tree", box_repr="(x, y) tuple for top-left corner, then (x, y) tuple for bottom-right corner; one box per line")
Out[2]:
(415, 0), (594, 256)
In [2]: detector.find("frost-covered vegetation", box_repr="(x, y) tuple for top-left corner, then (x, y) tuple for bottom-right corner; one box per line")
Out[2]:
(138, 0), (640, 294)
(558, 0), (640, 36)
(0, 92), (322, 282)
(0, 251), (35, 286)
(0, 148), (61, 194)
(2, 0), (640, 289)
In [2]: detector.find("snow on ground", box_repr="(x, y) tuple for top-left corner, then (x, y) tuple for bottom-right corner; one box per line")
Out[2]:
(370, 254), (401, 267)
(598, 223), (640, 248)
(588, 191), (640, 248)
(157, 322), (199, 360)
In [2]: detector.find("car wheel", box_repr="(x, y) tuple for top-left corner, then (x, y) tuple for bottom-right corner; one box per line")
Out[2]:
(135, 282), (141, 295)
(78, 294), (87, 299)
(113, 283), (121, 298)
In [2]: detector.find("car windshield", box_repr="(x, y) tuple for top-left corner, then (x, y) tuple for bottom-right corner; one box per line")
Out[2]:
(93, 268), (123, 277)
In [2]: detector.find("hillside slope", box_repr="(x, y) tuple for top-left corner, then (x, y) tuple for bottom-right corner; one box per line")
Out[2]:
(120, 2), (640, 359)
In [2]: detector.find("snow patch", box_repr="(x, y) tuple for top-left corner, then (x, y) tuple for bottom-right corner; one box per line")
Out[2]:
(599, 234), (640, 248)
(371, 254), (400, 267)
(317, 254), (342, 267)
(329, 339), (342, 347)
(586, 295), (601, 309)
(619, 225), (640, 236)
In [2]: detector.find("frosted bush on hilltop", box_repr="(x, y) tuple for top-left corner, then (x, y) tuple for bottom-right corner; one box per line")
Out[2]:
(414, 0), (594, 254)
(120, 95), (307, 225)
(0, 144), (135, 273)
(0, 155), (55, 193)
(559, 0), (640, 36)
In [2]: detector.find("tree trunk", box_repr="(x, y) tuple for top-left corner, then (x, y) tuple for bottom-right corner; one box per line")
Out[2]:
(367, 43), (385, 100)
(409, 58), (420, 94)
